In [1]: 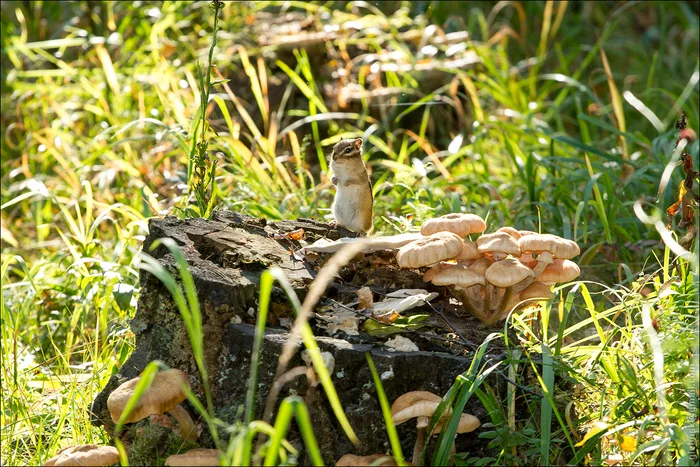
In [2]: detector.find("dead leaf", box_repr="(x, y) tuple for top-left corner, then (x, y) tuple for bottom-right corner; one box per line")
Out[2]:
(372, 310), (400, 324)
(286, 228), (304, 241)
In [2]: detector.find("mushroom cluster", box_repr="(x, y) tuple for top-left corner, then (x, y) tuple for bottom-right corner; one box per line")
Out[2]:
(395, 214), (581, 325)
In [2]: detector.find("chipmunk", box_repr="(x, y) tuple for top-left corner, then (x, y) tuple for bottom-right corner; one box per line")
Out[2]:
(329, 138), (373, 234)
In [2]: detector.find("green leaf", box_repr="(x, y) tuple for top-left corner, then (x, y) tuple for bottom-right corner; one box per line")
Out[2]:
(362, 314), (429, 337)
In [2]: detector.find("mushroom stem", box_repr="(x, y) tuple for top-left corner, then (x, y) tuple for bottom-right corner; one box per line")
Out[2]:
(167, 404), (198, 442)
(412, 426), (426, 464)
(486, 286), (514, 326)
(530, 251), (553, 276)
(512, 276), (535, 295)
(483, 284), (491, 316)
(463, 286), (484, 318)
(449, 442), (457, 465)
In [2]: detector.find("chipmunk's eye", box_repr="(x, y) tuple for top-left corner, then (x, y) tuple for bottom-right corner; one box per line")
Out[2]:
(344, 147), (352, 154)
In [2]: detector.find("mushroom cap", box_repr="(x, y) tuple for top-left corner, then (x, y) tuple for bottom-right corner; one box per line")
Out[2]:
(431, 264), (486, 288)
(392, 400), (441, 425)
(452, 240), (481, 261)
(165, 448), (221, 466)
(518, 230), (538, 237)
(336, 454), (403, 466)
(43, 445), (119, 467)
(536, 259), (581, 283)
(485, 257), (535, 287)
(420, 213), (486, 237)
(518, 253), (537, 268)
(477, 232), (521, 257)
(432, 413), (481, 434)
(517, 234), (580, 259)
(519, 282), (554, 301)
(422, 261), (454, 282)
(496, 226), (521, 240)
(468, 257), (493, 276)
(107, 368), (190, 424)
(396, 232), (464, 269)
(390, 391), (442, 416)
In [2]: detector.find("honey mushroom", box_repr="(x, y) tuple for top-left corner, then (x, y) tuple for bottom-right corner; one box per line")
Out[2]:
(452, 239), (481, 262)
(517, 233), (580, 276)
(537, 259), (581, 285)
(165, 448), (222, 466)
(43, 445), (119, 467)
(420, 213), (486, 237)
(476, 232), (521, 261)
(484, 257), (536, 324)
(107, 368), (198, 442)
(502, 281), (555, 317)
(390, 391), (447, 463)
(429, 263), (487, 321)
(397, 214), (580, 326)
(390, 390), (480, 464)
(396, 232), (464, 269)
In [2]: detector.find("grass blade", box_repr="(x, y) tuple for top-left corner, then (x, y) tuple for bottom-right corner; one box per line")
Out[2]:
(366, 353), (406, 466)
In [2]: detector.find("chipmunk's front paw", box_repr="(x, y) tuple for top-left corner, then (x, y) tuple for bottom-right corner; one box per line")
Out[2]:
(331, 176), (338, 185)
(328, 219), (338, 229)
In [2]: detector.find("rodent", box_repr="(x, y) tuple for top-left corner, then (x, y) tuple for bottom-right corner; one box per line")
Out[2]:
(329, 138), (373, 233)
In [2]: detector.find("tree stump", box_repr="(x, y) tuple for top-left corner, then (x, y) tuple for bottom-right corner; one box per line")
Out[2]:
(91, 211), (505, 465)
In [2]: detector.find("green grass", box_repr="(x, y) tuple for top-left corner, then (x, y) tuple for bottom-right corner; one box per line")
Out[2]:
(1, 0), (699, 465)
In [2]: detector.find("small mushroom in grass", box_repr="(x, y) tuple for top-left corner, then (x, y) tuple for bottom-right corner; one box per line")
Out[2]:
(431, 413), (481, 461)
(165, 448), (222, 466)
(391, 391), (446, 463)
(484, 258), (535, 325)
(336, 454), (408, 466)
(420, 213), (486, 237)
(107, 368), (198, 442)
(397, 232), (464, 269)
(432, 413), (480, 434)
(517, 234), (580, 276)
(476, 232), (521, 260)
(536, 259), (581, 284)
(43, 445), (119, 467)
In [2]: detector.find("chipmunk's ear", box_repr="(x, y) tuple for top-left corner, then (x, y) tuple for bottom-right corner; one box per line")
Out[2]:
(354, 138), (363, 150)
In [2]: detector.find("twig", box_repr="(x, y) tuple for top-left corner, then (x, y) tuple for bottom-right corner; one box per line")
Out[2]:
(496, 371), (542, 397)
(423, 300), (478, 350)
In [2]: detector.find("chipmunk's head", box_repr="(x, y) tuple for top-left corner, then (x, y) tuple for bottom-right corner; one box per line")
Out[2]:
(331, 138), (363, 162)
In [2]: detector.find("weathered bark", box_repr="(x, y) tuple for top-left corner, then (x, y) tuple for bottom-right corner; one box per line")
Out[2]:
(90, 211), (504, 465)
